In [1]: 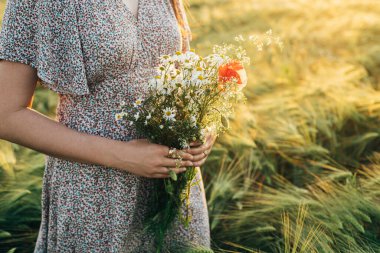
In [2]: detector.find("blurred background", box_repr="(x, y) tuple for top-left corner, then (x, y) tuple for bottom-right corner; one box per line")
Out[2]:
(1, 0), (380, 252)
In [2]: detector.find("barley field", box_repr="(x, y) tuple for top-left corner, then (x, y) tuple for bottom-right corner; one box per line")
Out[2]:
(1, 0), (380, 252)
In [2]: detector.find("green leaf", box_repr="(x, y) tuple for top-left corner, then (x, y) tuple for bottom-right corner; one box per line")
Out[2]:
(0, 230), (11, 238)
(221, 115), (230, 128)
(169, 169), (178, 181)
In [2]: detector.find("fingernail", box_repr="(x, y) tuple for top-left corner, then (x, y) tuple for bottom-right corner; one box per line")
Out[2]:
(182, 168), (187, 172)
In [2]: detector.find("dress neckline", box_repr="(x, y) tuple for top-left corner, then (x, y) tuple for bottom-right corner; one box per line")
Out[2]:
(120, 0), (142, 24)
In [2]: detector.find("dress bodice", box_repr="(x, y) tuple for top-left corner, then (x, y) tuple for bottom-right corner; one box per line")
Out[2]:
(55, 0), (184, 141)
(76, 0), (182, 86)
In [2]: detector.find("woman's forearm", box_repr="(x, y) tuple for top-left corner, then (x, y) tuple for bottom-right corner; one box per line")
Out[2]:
(0, 107), (123, 168)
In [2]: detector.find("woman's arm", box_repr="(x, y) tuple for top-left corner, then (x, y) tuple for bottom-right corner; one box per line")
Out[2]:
(0, 60), (121, 167)
(0, 60), (203, 178)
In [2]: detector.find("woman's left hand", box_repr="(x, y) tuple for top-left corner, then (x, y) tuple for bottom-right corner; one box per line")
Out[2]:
(183, 133), (217, 167)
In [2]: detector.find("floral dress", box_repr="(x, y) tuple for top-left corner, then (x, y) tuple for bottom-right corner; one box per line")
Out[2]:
(0, 0), (211, 252)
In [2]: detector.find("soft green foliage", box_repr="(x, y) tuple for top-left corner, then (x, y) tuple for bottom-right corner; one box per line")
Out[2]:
(1, 0), (380, 252)
(0, 142), (44, 253)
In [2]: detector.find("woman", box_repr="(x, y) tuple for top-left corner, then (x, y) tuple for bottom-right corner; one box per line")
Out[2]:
(0, 0), (215, 251)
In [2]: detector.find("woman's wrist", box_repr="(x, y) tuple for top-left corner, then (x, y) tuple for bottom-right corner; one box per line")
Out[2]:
(97, 137), (135, 171)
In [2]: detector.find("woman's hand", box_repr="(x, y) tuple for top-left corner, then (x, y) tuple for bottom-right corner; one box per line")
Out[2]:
(111, 139), (194, 178)
(184, 133), (217, 167)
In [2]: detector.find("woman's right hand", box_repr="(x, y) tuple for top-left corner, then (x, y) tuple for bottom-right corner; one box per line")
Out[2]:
(111, 139), (195, 178)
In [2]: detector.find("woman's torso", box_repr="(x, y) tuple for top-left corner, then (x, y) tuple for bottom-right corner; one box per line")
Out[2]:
(56, 0), (182, 141)
(32, 2), (211, 251)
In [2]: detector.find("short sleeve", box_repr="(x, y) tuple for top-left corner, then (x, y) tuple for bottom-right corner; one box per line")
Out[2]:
(0, 0), (38, 68)
(0, 0), (91, 96)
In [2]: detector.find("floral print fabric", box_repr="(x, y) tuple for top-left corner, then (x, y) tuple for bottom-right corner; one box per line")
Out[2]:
(0, 0), (210, 252)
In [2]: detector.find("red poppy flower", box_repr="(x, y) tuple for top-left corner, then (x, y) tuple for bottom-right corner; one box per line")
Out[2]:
(218, 59), (248, 92)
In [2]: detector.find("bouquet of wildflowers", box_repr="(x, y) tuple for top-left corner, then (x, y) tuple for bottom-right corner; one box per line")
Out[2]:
(115, 30), (283, 252)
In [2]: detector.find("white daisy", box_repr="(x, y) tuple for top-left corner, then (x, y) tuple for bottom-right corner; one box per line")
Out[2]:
(146, 113), (152, 120)
(163, 107), (176, 121)
(183, 59), (194, 70)
(134, 112), (140, 120)
(148, 78), (157, 89)
(184, 51), (200, 61)
(190, 115), (197, 127)
(180, 139), (190, 149)
(159, 55), (172, 65)
(115, 113), (123, 121)
(133, 97), (144, 108)
(159, 125), (164, 129)
(205, 54), (226, 67)
(172, 51), (186, 62)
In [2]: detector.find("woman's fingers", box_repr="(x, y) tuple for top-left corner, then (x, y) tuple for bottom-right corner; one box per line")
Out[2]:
(190, 152), (208, 162)
(193, 156), (207, 167)
(184, 141), (212, 156)
(156, 132), (216, 171)
(175, 150), (194, 161)
(182, 134), (216, 162)
(164, 147), (194, 161)
(190, 134), (212, 146)
(160, 158), (194, 168)
(189, 143), (214, 162)
(189, 140), (203, 147)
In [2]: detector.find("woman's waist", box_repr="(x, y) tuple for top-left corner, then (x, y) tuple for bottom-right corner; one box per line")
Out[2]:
(55, 68), (156, 139)
(58, 69), (155, 112)
(56, 92), (141, 141)
(56, 105), (137, 142)
(87, 66), (156, 96)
